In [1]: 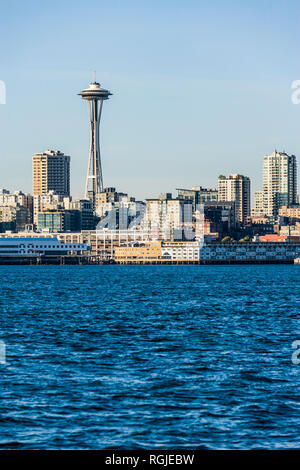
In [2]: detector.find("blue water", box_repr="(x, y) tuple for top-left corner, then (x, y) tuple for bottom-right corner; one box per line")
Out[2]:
(0, 265), (299, 449)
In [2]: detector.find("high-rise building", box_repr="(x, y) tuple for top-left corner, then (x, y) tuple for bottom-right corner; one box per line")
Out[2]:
(32, 150), (70, 197)
(218, 174), (250, 223)
(263, 151), (297, 218)
(251, 190), (264, 217)
(79, 78), (112, 206)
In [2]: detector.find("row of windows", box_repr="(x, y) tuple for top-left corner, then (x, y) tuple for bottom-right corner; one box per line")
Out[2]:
(12, 244), (84, 249)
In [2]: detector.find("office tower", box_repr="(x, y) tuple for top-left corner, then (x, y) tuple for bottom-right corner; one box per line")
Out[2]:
(32, 150), (70, 197)
(263, 151), (297, 217)
(218, 174), (250, 224)
(252, 190), (264, 216)
(78, 78), (112, 206)
(203, 201), (236, 235)
(67, 199), (96, 231)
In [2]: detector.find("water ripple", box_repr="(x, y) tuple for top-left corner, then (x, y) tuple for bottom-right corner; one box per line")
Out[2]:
(0, 265), (299, 449)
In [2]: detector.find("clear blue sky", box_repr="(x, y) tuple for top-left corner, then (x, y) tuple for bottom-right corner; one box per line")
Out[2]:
(1, 0), (300, 200)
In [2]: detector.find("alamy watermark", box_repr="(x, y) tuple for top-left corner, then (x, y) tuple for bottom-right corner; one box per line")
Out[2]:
(291, 80), (300, 104)
(96, 202), (205, 244)
(292, 340), (300, 365)
(0, 340), (6, 364)
(0, 80), (6, 104)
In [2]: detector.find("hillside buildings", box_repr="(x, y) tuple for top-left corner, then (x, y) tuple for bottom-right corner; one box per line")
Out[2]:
(0, 189), (33, 231)
(1, 137), (299, 253)
(0, 205), (29, 232)
(33, 191), (70, 225)
(0, 190), (33, 217)
(95, 187), (145, 230)
(37, 198), (96, 233)
(144, 193), (193, 240)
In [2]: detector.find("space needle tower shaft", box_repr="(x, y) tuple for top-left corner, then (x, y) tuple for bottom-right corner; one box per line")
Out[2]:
(78, 77), (112, 204)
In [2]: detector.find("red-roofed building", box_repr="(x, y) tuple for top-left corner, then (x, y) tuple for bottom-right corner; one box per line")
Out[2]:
(259, 234), (288, 242)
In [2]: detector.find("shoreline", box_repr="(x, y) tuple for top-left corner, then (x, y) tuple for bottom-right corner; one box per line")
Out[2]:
(0, 257), (296, 266)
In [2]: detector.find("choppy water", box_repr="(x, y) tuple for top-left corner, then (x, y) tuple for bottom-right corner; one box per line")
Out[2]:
(0, 265), (299, 449)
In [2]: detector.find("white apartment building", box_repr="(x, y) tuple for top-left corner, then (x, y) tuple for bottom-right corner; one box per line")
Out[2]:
(144, 194), (192, 240)
(0, 190), (33, 223)
(251, 190), (265, 216)
(218, 174), (250, 223)
(0, 189), (33, 207)
(263, 151), (297, 218)
(96, 197), (145, 229)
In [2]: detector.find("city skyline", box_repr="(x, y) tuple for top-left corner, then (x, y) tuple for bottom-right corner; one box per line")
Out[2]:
(1, 1), (300, 200)
(0, 143), (298, 206)
(1, 2), (300, 455)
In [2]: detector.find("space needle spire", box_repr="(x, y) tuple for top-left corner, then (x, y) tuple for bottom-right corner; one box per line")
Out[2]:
(78, 76), (112, 205)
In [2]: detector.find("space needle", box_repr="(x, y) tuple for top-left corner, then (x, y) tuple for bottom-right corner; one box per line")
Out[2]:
(78, 75), (112, 205)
